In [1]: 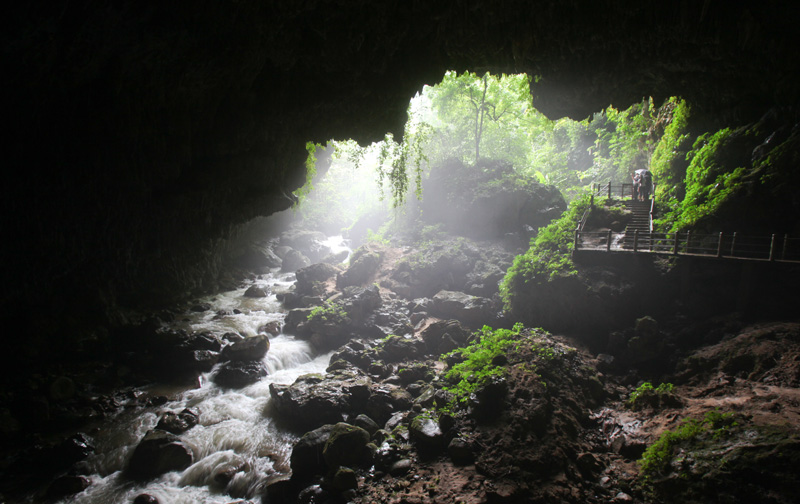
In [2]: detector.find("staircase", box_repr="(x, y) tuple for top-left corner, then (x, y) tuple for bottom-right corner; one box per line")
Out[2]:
(622, 199), (652, 249)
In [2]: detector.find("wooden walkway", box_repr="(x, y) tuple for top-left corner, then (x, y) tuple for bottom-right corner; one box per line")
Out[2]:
(574, 183), (800, 264)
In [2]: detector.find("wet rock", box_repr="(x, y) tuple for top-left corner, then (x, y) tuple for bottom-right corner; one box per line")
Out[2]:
(213, 360), (267, 388)
(340, 285), (382, 322)
(447, 437), (474, 465)
(52, 433), (95, 470)
(283, 308), (314, 337)
(296, 263), (340, 295)
(331, 466), (358, 491)
(409, 413), (444, 455)
(323, 422), (371, 468)
(389, 458), (413, 476)
(156, 408), (199, 435)
(337, 245), (384, 288)
(235, 244), (282, 270)
(290, 424), (335, 477)
(352, 414), (380, 437)
(133, 493), (160, 504)
(221, 334), (270, 362)
(281, 249), (311, 272)
(128, 430), (194, 480)
(379, 335), (426, 362)
(321, 249), (349, 264)
(280, 229), (330, 263)
(244, 285), (269, 298)
(269, 371), (371, 431)
(222, 332), (245, 343)
(421, 319), (471, 355)
(46, 475), (91, 500)
(431, 290), (495, 326)
(259, 321), (282, 336)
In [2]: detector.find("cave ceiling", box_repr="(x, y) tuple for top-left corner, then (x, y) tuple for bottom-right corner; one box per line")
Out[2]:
(3, 0), (800, 315)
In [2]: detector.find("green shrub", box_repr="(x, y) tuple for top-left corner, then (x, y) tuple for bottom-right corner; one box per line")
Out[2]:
(307, 302), (349, 325)
(441, 322), (525, 408)
(500, 193), (590, 311)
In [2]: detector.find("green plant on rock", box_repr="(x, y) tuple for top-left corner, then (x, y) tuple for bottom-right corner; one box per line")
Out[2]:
(307, 302), (349, 325)
(638, 409), (738, 488)
(627, 382), (676, 410)
(500, 193), (591, 312)
(441, 322), (524, 408)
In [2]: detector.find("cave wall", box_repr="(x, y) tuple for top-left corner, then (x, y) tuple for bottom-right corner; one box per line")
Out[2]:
(3, 1), (800, 336)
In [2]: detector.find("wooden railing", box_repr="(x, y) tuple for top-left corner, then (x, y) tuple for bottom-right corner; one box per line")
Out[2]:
(574, 230), (800, 263)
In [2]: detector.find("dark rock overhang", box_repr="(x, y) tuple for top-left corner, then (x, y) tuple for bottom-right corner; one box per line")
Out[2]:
(2, 0), (799, 324)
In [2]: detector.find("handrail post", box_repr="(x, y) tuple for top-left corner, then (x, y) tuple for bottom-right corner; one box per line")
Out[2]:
(717, 232), (724, 258)
(730, 232), (737, 257)
(574, 228), (579, 249)
(769, 234), (777, 261)
(673, 232), (679, 255)
(686, 231), (692, 254)
(782, 234), (789, 260)
(607, 181), (611, 199)
(649, 231), (654, 251)
(607, 230), (612, 252)
(633, 229), (639, 252)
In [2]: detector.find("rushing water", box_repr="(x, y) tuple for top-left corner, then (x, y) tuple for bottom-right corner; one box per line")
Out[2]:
(57, 236), (351, 504)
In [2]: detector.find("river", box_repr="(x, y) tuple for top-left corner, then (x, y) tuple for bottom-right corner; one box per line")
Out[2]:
(56, 236), (351, 503)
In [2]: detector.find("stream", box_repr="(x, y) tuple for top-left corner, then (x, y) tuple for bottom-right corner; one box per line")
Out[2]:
(56, 236), (351, 504)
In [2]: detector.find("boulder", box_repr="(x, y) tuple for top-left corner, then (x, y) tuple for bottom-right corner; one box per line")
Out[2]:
(128, 430), (194, 480)
(323, 422), (371, 468)
(213, 360), (267, 388)
(155, 408), (199, 435)
(269, 371), (371, 431)
(133, 495), (160, 504)
(331, 466), (358, 491)
(296, 263), (340, 295)
(259, 321), (282, 336)
(283, 308), (314, 336)
(244, 285), (269, 298)
(431, 290), (495, 326)
(281, 249), (311, 272)
(234, 244), (282, 270)
(337, 245), (384, 288)
(279, 229), (330, 262)
(409, 414), (445, 455)
(221, 334), (270, 362)
(379, 335), (426, 362)
(340, 285), (382, 322)
(290, 424), (335, 477)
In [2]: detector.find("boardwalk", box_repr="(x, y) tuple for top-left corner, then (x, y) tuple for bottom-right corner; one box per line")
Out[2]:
(574, 183), (800, 263)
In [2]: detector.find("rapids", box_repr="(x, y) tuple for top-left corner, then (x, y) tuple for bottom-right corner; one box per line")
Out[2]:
(55, 237), (350, 503)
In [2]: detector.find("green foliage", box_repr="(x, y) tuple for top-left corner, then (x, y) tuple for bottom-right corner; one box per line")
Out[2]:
(499, 194), (591, 310)
(307, 302), (349, 325)
(441, 323), (525, 407)
(638, 409), (738, 486)
(295, 141), (322, 205)
(667, 127), (753, 231)
(649, 97), (692, 203)
(627, 382), (675, 410)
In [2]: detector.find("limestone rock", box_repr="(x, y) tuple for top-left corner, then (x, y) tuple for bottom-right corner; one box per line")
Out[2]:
(128, 430), (194, 480)
(221, 334), (270, 362)
(323, 422), (371, 468)
(213, 360), (267, 388)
